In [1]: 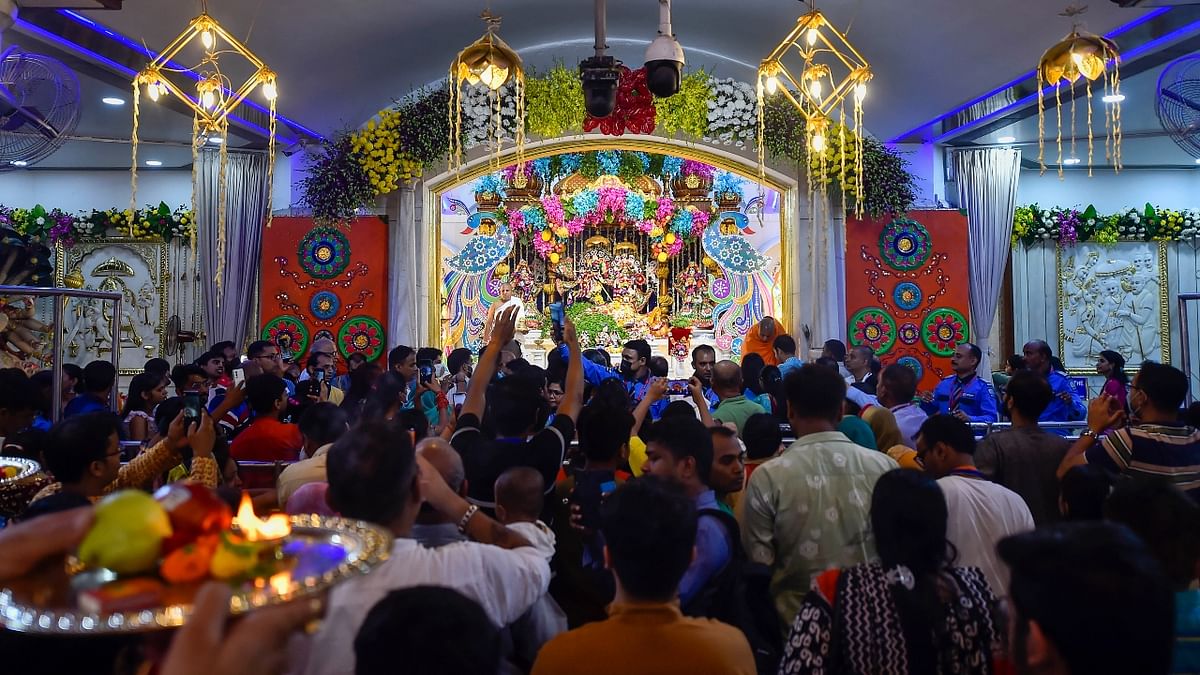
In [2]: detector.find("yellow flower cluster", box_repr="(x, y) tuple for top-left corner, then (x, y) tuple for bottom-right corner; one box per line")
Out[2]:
(350, 108), (423, 196)
(1155, 209), (1184, 241)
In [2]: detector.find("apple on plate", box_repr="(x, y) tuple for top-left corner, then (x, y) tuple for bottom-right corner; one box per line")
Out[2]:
(154, 483), (232, 553)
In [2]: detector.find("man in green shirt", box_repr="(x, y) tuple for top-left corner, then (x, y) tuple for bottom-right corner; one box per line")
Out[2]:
(711, 360), (765, 437)
(741, 363), (898, 629)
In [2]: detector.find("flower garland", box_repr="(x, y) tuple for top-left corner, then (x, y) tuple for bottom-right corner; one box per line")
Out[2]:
(0, 202), (194, 247)
(705, 77), (757, 148)
(302, 69), (918, 223)
(583, 66), (656, 136)
(501, 185), (709, 263)
(1012, 203), (1200, 247)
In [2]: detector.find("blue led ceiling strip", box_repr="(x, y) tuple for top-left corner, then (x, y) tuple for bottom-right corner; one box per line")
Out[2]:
(51, 8), (325, 142)
(929, 14), (1200, 144)
(888, 6), (1175, 144)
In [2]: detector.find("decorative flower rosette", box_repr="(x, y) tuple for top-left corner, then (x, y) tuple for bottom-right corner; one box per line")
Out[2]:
(310, 291), (341, 321)
(848, 307), (897, 355)
(893, 282), (923, 312)
(878, 219), (932, 271)
(501, 187), (709, 263)
(898, 322), (921, 346)
(584, 66), (656, 136)
(338, 316), (385, 362)
(298, 226), (352, 279)
(669, 325), (693, 363)
(261, 316), (310, 360)
(922, 308), (969, 357)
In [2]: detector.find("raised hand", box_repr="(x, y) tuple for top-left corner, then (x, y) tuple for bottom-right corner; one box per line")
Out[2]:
(493, 305), (519, 347)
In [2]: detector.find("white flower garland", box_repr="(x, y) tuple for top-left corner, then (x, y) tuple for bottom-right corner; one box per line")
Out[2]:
(704, 77), (757, 148)
(460, 83), (518, 150)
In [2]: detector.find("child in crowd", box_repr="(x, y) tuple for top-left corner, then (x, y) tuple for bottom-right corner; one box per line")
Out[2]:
(121, 371), (168, 442)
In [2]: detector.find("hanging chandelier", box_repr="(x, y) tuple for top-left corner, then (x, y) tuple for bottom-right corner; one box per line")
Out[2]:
(1037, 4), (1122, 177)
(130, 7), (279, 289)
(757, 5), (871, 214)
(449, 10), (526, 172)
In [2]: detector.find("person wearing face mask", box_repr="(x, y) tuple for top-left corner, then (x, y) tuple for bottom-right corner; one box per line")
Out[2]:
(1059, 361), (1200, 501)
(620, 339), (668, 420)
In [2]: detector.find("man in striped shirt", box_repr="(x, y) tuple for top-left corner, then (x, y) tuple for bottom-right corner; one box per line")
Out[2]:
(1059, 362), (1200, 501)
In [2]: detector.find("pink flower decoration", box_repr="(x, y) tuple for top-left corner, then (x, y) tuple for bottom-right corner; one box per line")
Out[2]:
(566, 218), (586, 235)
(681, 160), (715, 181)
(506, 209), (526, 232)
(656, 197), (675, 224)
(668, 239), (684, 256)
(532, 236), (554, 258)
(690, 210), (711, 235)
(541, 195), (565, 227)
(637, 220), (655, 234)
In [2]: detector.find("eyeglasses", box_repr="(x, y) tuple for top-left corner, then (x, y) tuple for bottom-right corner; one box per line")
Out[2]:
(257, 352), (281, 361)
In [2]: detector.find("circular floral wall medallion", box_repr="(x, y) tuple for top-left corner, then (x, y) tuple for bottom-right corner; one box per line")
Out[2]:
(893, 282), (923, 311)
(298, 226), (351, 279)
(896, 356), (924, 381)
(898, 322), (920, 345)
(878, 219), (932, 271)
(261, 316), (310, 359)
(921, 308), (969, 356)
(338, 316), (385, 362)
(310, 291), (341, 321)
(710, 276), (731, 301)
(848, 308), (897, 355)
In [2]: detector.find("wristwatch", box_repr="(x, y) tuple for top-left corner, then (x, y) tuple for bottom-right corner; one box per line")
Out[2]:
(457, 504), (479, 533)
(1080, 428), (1100, 440)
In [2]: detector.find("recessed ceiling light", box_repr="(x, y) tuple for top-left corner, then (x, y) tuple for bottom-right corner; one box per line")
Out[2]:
(10, 160), (27, 167)
(101, 96), (125, 106)
(207, 136), (224, 144)
(1102, 93), (1125, 103)
(144, 160), (163, 167)
(997, 135), (1017, 143)
(1194, 158), (1200, 165)
(1063, 158), (1082, 165)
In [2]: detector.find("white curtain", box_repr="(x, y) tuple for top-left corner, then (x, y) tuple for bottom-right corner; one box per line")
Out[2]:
(387, 185), (419, 349)
(196, 150), (270, 350)
(793, 188), (846, 358)
(953, 148), (1021, 375)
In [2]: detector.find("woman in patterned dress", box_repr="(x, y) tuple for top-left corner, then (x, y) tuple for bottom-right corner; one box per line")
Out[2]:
(778, 469), (1006, 675)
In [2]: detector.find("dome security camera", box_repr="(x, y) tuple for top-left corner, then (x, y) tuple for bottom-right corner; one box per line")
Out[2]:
(645, 0), (684, 98)
(580, 55), (622, 118)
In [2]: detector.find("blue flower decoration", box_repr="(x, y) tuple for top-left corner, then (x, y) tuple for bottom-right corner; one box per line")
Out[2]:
(310, 291), (341, 321)
(559, 153), (582, 174)
(531, 157), (552, 181)
(475, 173), (507, 197)
(598, 150), (621, 176)
(670, 210), (692, 232)
(661, 156), (683, 178)
(625, 192), (645, 218)
(893, 282), (923, 311)
(633, 152), (651, 172)
(713, 172), (745, 199)
(572, 189), (598, 216)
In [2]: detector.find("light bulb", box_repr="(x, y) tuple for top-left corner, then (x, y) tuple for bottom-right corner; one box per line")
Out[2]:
(806, 28), (819, 46)
(201, 89), (215, 110)
(147, 82), (161, 102)
(811, 133), (826, 152)
(262, 80), (277, 101)
(201, 30), (214, 50)
(809, 79), (822, 99)
(765, 75), (779, 95)
(854, 82), (867, 102)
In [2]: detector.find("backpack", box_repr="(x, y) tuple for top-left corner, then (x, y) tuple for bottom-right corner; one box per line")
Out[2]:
(682, 508), (782, 675)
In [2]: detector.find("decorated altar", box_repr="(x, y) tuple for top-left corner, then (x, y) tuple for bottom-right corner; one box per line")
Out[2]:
(439, 150), (782, 366)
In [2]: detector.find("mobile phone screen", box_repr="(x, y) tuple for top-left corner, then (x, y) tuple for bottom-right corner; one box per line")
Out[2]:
(232, 369), (245, 387)
(666, 379), (689, 396)
(315, 369), (325, 383)
(418, 360), (434, 384)
(183, 391), (203, 420)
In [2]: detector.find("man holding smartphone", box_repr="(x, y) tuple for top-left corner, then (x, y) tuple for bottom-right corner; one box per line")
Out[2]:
(302, 352), (344, 406)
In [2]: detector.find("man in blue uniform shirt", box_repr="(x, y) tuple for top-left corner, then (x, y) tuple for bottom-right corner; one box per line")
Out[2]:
(921, 342), (999, 423)
(1023, 340), (1086, 423)
(621, 339), (669, 419)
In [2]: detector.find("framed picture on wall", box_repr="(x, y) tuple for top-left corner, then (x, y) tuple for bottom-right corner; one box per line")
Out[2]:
(1057, 241), (1169, 375)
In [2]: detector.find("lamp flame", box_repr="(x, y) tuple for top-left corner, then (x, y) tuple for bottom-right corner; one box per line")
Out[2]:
(268, 572), (292, 596)
(233, 493), (291, 541)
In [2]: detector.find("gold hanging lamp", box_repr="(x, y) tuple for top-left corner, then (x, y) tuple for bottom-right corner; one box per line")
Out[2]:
(1036, 4), (1122, 177)
(449, 9), (526, 173)
(130, 6), (279, 291)
(756, 5), (872, 216)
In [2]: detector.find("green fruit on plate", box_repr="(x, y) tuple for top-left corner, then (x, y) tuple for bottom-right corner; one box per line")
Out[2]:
(78, 490), (172, 575)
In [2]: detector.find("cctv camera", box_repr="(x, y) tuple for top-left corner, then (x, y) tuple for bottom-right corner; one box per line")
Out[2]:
(579, 55), (621, 118)
(645, 0), (684, 98)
